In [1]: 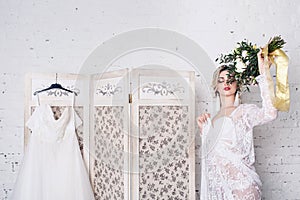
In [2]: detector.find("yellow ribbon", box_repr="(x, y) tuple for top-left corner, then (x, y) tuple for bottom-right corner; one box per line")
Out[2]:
(262, 46), (290, 111)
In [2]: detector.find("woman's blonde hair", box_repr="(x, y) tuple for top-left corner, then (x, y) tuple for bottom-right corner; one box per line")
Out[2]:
(212, 65), (239, 97)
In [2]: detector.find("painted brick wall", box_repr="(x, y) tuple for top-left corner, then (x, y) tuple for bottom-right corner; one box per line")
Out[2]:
(0, 73), (23, 199)
(1, 0), (300, 199)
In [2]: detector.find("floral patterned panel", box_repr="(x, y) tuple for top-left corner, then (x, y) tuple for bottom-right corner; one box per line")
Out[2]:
(30, 106), (85, 157)
(93, 106), (124, 200)
(139, 106), (190, 199)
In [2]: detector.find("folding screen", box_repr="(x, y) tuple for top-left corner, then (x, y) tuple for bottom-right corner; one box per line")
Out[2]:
(25, 68), (195, 200)
(130, 68), (195, 200)
(90, 69), (129, 199)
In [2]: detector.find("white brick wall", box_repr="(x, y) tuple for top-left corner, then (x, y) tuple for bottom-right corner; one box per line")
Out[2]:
(1, 0), (300, 199)
(0, 73), (24, 199)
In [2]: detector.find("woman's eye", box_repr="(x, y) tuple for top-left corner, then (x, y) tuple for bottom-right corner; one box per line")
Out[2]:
(217, 79), (225, 83)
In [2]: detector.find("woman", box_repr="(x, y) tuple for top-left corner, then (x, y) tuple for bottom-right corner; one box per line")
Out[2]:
(198, 50), (277, 199)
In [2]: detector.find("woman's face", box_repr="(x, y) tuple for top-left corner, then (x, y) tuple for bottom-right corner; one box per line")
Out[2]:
(216, 70), (237, 97)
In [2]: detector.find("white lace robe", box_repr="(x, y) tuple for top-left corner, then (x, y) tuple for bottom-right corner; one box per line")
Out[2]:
(201, 74), (278, 200)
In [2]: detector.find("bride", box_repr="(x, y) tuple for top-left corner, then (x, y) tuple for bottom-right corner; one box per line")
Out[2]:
(197, 50), (278, 199)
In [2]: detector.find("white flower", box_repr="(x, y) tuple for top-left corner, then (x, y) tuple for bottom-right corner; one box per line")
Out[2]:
(235, 58), (247, 73)
(235, 43), (241, 49)
(242, 50), (248, 58)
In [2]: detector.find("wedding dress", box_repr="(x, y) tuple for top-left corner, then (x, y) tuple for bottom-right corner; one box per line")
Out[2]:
(10, 97), (95, 200)
(201, 74), (277, 200)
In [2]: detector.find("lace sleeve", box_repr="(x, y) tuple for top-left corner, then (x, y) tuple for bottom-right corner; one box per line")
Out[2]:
(244, 74), (278, 128)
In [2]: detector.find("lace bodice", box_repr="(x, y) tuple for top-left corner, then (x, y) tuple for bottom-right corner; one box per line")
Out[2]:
(201, 74), (277, 200)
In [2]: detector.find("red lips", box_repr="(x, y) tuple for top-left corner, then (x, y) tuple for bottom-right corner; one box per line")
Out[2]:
(224, 87), (231, 91)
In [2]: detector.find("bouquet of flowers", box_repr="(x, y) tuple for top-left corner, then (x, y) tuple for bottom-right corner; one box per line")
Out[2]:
(216, 36), (286, 92)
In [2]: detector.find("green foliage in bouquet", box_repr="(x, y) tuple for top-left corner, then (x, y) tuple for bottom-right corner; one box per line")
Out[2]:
(216, 36), (286, 92)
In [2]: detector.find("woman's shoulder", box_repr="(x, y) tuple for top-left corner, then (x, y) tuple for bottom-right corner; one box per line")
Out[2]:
(236, 103), (260, 114)
(228, 103), (261, 126)
(239, 103), (259, 109)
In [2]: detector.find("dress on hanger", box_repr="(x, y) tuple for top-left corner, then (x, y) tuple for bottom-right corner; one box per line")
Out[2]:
(11, 95), (95, 200)
(201, 74), (277, 200)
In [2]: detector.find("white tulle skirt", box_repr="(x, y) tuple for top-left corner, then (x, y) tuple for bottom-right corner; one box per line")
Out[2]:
(10, 133), (95, 200)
